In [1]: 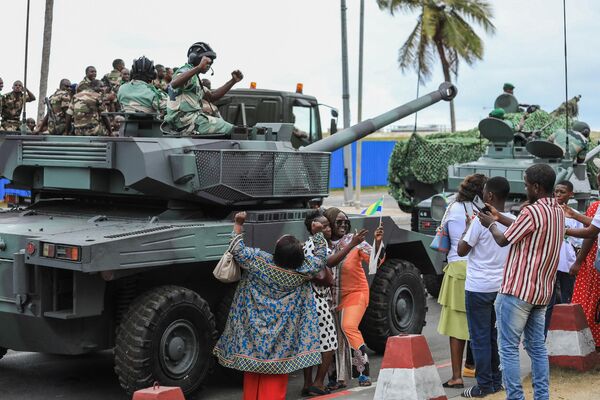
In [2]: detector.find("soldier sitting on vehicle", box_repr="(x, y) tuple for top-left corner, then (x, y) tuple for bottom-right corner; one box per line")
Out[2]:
(117, 56), (166, 117)
(153, 64), (168, 92)
(65, 79), (111, 136)
(35, 79), (73, 135)
(547, 121), (590, 163)
(0, 80), (36, 131)
(165, 42), (243, 135)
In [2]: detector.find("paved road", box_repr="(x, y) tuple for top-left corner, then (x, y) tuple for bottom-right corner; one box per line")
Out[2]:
(0, 296), (532, 400)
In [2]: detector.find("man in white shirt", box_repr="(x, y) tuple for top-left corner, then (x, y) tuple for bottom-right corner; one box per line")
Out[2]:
(458, 177), (515, 397)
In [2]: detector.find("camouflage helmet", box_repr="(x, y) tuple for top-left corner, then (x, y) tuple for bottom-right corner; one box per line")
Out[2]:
(572, 121), (590, 136)
(131, 56), (156, 82)
(187, 42), (216, 66)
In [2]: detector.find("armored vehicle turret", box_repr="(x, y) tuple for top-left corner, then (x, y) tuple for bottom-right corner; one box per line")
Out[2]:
(0, 83), (456, 395)
(415, 114), (592, 297)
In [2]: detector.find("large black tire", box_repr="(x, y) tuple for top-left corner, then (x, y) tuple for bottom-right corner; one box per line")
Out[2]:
(361, 259), (427, 354)
(0, 347), (7, 360)
(423, 273), (444, 299)
(114, 285), (216, 396)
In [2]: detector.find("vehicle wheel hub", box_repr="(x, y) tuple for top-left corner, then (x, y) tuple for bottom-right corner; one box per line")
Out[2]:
(392, 287), (414, 331)
(160, 319), (199, 379)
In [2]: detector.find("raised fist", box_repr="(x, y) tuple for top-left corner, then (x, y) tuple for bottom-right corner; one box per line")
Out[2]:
(231, 70), (244, 82)
(234, 211), (247, 225)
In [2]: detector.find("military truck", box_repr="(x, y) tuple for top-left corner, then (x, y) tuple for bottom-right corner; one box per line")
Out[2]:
(0, 82), (455, 395)
(415, 116), (593, 297)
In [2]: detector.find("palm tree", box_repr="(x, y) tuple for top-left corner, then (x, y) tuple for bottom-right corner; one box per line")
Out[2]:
(37, 0), (54, 123)
(377, 0), (495, 131)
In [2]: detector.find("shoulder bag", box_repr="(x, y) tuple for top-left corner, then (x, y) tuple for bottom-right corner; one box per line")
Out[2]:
(213, 235), (243, 283)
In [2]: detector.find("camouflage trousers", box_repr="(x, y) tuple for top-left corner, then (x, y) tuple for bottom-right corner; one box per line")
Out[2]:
(1, 119), (21, 131)
(169, 111), (233, 135)
(72, 123), (107, 136)
(48, 122), (67, 135)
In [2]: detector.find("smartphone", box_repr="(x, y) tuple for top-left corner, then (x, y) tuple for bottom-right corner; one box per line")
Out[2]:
(473, 195), (489, 213)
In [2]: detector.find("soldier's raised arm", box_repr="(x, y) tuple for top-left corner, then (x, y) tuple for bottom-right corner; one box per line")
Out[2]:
(170, 57), (212, 89)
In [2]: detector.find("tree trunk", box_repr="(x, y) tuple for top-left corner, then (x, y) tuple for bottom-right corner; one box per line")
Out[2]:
(434, 38), (456, 132)
(37, 0), (54, 123)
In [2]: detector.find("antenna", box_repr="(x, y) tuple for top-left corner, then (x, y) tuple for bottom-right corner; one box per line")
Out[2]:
(21, 0), (31, 133)
(562, 0), (570, 159)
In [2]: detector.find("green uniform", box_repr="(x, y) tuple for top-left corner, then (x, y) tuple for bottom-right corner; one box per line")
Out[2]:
(201, 86), (221, 117)
(47, 89), (72, 135)
(548, 129), (588, 163)
(66, 89), (107, 136)
(165, 63), (233, 135)
(117, 80), (166, 115)
(152, 78), (168, 92)
(0, 91), (30, 131)
(103, 69), (122, 90)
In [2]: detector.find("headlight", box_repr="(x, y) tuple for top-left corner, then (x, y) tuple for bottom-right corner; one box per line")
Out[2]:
(430, 194), (449, 221)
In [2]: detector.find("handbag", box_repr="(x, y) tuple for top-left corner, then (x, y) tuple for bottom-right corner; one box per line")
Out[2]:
(213, 235), (243, 283)
(429, 201), (454, 254)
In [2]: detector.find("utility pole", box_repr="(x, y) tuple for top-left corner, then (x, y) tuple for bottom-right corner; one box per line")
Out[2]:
(340, 0), (354, 205)
(37, 0), (54, 123)
(20, 0), (31, 133)
(354, 0), (365, 208)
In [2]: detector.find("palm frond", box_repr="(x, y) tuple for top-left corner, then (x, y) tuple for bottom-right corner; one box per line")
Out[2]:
(444, 0), (496, 34)
(377, 0), (422, 16)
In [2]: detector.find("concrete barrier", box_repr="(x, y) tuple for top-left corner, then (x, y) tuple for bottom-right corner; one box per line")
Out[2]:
(547, 303), (600, 371)
(374, 335), (447, 400)
(132, 383), (185, 400)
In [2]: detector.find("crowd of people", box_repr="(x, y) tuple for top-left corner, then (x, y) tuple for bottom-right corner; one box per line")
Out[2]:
(0, 42), (241, 136)
(436, 164), (600, 400)
(213, 209), (384, 399)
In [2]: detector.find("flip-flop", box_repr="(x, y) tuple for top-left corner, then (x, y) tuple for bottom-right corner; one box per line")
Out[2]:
(443, 381), (465, 389)
(305, 386), (329, 396)
(327, 381), (346, 391)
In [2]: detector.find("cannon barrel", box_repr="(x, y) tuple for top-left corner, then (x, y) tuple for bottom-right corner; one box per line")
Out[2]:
(302, 82), (457, 153)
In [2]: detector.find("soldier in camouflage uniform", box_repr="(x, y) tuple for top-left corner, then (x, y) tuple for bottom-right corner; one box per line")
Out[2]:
(65, 79), (110, 136)
(200, 79), (221, 117)
(166, 42), (243, 135)
(35, 79), (73, 134)
(152, 64), (168, 92)
(0, 77), (4, 116)
(102, 59), (125, 90)
(120, 68), (130, 83)
(0, 80), (36, 131)
(118, 56), (167, 116)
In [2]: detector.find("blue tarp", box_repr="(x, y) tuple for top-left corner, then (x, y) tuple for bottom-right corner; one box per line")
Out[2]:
(329, 141), (396, 189)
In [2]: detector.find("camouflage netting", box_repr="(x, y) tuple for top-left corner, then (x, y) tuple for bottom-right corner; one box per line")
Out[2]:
(388, 109), (588, 209)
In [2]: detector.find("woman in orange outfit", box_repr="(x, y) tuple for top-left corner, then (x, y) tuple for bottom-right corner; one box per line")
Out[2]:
(324, 207), (384, 387)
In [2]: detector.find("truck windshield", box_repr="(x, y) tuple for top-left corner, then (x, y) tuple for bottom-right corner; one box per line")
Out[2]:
(292, 105), (320, 142)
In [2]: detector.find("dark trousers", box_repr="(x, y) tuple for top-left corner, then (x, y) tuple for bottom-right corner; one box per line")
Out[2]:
(556, 271), (575, 304)
(465, 290), (502, 393)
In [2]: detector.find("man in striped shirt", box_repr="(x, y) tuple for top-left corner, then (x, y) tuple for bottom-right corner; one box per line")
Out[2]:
(479, 164), (564, 400)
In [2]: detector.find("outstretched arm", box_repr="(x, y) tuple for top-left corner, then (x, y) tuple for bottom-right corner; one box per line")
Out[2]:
(566, 225), (600, 239)
(203, 70), (243, 102)
(570, 237), (595, 275)
(170, 57), (212, 89)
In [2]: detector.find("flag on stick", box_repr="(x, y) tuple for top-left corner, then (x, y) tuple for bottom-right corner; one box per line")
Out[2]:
(361, 197), (384, 216)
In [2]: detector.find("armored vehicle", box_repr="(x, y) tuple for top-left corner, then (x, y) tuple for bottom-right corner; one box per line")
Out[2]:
(0, 83), (455, 395)
(415, 116), (593, 296)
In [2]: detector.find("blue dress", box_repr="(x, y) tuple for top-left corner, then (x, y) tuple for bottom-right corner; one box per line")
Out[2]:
(213, 232), (328, 374)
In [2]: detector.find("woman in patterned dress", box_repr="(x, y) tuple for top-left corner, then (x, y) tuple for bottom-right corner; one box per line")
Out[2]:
(301, 210), (363, 396)
(565, 199), (600, 348)
(213, 212), (328, 400)
(324, 207), (384, 387)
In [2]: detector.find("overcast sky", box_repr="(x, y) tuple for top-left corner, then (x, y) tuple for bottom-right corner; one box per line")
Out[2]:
(1, 0), (599, 131)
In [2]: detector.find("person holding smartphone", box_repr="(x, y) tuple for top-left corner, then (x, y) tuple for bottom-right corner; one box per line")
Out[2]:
(458, 177), (515, 397)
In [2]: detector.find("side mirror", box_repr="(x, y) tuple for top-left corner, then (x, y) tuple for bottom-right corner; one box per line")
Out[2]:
(331, 109), (339, 118)
(330, 118), (337, 135)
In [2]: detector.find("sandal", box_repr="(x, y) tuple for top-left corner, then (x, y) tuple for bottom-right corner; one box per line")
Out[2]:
(358, 375), (372, 387)
(303, 386), (329, 396)
(327, 381), (346, 391)
(443, 380), (465, 389)
(461, 386), (490, 398)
